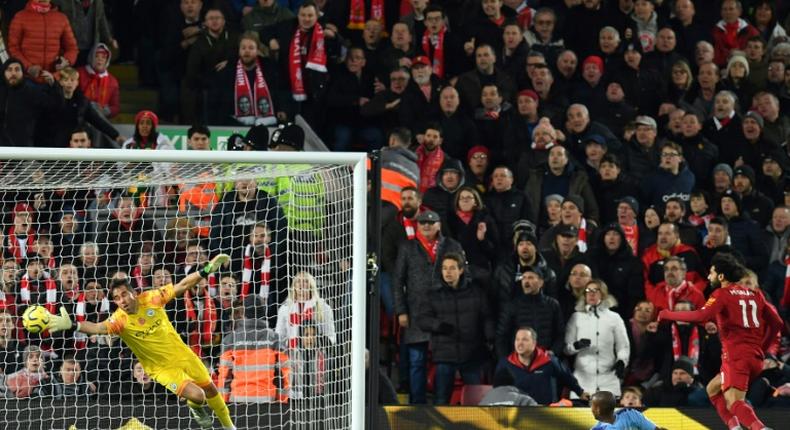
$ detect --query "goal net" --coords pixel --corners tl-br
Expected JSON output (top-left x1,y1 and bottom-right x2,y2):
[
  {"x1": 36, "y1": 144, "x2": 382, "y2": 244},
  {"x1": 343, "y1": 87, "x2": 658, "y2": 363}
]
[{"x1": 0, "y1": 148, "x2": 367, "y2": 430}]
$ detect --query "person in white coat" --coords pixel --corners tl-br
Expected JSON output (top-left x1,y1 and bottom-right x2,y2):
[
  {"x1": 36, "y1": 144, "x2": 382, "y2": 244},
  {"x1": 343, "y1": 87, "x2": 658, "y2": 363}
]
[
  {"x1": 565, "y1": 278, "x2": 630, "y2": 397},
  {"x1": 275, "y1": 271, "x2": 336, "y2": 350}
]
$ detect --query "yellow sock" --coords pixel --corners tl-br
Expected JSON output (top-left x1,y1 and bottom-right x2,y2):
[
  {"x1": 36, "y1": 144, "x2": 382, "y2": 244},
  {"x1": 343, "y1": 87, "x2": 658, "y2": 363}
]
[{"x1": 206, "y1": 392, "x2": 234, "y2": 429}]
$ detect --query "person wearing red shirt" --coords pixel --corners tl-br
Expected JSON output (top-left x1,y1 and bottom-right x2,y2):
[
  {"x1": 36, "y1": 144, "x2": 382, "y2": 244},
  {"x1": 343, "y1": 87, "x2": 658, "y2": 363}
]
[{"x1": 659, "y1": 253, "x2": 783, "y2": 430}]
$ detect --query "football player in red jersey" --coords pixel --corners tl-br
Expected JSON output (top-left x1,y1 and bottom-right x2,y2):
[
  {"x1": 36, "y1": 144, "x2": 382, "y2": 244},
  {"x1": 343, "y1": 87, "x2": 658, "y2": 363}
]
[{"x1": 658, "y1": 254, "x2": 783, "y2": 430}]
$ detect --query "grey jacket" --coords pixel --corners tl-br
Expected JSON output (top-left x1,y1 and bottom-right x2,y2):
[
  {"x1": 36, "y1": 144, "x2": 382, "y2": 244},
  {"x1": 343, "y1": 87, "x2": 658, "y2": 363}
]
[
  {"x1": 393, "y1": 235, "x2": 464, "y2": 344},
  {"x1": 479, "y1": 386, "x2": 538, "y2": 406}
]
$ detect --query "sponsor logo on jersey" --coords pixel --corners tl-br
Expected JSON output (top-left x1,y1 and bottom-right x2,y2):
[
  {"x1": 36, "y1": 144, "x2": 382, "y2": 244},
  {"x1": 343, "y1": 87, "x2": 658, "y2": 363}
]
[{"x1": 134, "y1": 319, "x2": 163, "y2": 339}]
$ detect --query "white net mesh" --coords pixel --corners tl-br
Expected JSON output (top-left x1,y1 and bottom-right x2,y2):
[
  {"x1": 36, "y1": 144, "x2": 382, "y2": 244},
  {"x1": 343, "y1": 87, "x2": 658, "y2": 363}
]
[{"x1": 0, "y1": 154, "x2": 360, "y2": 430}]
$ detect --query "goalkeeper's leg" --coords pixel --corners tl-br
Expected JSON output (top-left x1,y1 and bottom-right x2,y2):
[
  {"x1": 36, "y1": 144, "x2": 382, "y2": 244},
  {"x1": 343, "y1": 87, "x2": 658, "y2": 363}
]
[{"x1": 182, "y1": 382, "x2": 236, "y2": 430}]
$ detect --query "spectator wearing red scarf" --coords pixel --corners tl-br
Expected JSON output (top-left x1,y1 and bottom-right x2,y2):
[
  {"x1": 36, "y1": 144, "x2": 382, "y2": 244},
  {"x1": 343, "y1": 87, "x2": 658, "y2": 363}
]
[{"x1": 711, "y1": 0, "x2": 759, "y2": 66}]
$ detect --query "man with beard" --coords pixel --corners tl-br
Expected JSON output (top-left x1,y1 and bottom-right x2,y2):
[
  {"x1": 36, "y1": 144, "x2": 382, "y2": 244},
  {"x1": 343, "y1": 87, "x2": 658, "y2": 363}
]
[
  {"x1": 493, "y1": 229, "x2": 556, "y2": 314},
  {"x1": 399, "y1": 56, "x2": 443, "y2": 136},
  {"x1": 0, "y1": 58, "x2": 62, "y2": 146},
  {"x1": 210, "y1": 32, "x2": 288, "y2": 126},
  {"x1": 456, "y1": 44, "x2": 516, "y2": 113},
  {"x1": 381, "y1": 186, "x2": 424, "y2": 312},
  {"x1": 414, "y1": 122, "x2": 448, "y2": 193},
  {"x1": 733, "y1": 165, "x2": 774, "y2": 228}
]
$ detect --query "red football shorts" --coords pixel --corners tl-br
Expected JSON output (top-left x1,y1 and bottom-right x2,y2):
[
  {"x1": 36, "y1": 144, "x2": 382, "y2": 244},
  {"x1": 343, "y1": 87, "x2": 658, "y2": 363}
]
[{"x1": 721, "y1": 356, "x2": 763, "y2": 392}]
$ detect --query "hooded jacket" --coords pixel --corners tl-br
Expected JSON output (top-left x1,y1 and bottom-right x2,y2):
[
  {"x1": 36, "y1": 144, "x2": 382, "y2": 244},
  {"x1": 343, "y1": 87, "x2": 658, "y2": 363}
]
[
  {"x1": 564, "y1": 295, "x2": 630, "y2": 397},
  {"x1": 418, "y1": 272, "x2": 495, "y2": 363},
  {"x1": 588, "y1": 224, "x2": 645, "y2": 321},
  {"x1": 422, "y1": 158, "x2": 465, "y2": 220},
  {"x1": 77, "y1": 43, "x2": 120, "y2": 118}
]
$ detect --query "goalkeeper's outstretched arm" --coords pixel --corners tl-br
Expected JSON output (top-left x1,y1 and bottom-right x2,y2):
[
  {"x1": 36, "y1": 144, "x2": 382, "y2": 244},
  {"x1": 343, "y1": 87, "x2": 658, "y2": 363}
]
[
  {"x1": 172, "y1": 253, "x2": 230, "y2": 297},
  {"x1": 47, "y1": 307, "x2": 109, "y2": 335}
]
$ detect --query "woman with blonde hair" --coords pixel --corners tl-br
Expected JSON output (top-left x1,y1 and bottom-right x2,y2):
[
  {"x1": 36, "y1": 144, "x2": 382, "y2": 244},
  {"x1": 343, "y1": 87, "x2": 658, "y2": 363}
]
[
  {"x1": 275, "y1": 271, "x2": 336, "y2": 349},
  {"x1": 565, "y1": 279, "x2": 630, "y2": 397}
]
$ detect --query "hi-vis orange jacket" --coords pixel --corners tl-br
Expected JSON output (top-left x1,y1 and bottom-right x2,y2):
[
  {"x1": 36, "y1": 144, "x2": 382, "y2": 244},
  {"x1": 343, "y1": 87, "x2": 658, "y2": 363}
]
[{"x1": 217, "y1": 318, "x2": 290, "y2": 403}]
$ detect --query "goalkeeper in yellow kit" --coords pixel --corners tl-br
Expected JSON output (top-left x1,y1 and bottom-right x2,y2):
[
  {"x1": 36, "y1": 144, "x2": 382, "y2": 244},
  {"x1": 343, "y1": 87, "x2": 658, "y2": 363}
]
[{"x1": 47, "y1": 254, "x2": 236, "y2": 430}]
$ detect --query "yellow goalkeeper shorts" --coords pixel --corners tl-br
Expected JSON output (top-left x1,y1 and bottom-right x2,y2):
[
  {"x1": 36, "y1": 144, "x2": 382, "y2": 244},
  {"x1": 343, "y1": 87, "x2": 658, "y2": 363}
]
[{"x1": 148, "y1": 352, "x2": 212, "y2": 396}]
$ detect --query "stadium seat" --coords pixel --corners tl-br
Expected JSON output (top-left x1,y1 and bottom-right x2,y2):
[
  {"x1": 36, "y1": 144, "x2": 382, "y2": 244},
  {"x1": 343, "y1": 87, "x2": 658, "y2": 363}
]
[{"x1": 460, "y1": 384, "x2": 493, "y2": 406}]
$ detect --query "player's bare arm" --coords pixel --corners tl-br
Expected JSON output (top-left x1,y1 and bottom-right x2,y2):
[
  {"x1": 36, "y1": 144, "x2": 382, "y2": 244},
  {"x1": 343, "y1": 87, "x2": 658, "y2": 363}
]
[{"x1": 172, "y1": 253, "x2": 230, "y2": 297}]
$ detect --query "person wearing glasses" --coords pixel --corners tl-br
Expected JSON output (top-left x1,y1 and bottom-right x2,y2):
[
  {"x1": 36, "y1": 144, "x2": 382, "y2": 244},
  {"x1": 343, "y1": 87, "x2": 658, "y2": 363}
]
[
  {"x1": 641, "y1": 141, "x2": 695, "y2": 207},
  {"x1": 565, "y1": 279, "x2": 630, "y2": 398}
]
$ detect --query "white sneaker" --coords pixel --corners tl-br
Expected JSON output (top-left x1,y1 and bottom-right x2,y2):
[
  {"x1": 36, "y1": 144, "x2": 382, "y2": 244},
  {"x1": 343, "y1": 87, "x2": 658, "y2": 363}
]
[{"x1": 189, "y1": 406, "x2": 213, "y2": 429}]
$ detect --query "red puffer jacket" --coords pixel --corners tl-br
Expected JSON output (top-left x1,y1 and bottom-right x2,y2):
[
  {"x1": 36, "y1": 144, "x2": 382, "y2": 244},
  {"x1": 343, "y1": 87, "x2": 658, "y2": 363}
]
[{"x1": 8, "y1": 1, "x2": 78, "y2": 76}]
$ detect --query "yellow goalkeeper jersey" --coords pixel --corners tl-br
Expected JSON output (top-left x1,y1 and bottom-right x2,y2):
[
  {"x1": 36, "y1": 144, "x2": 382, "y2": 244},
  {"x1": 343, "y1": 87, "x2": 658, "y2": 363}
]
[{"x1": 103, "y1": 284, "x2": 194, "y2": 370}]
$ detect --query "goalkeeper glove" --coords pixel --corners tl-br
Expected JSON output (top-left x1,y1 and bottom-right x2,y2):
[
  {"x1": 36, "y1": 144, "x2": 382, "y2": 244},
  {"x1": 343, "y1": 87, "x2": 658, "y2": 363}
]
[
  {"x1": 48, "y1": 307, "x2": 77, "y2": 333},
  {"x1": 199, "y1": 253, "x2": 230, "y2": 278}
]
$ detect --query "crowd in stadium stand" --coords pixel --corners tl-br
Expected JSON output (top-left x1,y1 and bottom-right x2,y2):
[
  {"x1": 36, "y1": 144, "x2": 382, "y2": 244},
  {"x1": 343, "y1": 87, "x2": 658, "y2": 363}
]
[{"x1": 1, "y1": 0, "x2": 790, "y2": 411}]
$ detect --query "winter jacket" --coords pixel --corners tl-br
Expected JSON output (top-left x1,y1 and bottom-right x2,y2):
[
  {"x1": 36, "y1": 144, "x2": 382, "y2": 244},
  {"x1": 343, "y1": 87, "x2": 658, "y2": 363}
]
[
  {"x1": 399, "y1": 77, "x2": 444, "y2": 135},
  {"x1": 588, "y1": 224, "x2": 645, "y2": 321},
  {"x1": 77, "y1": 44, "x2": 120, "y2": 118},
  {"x1": 564, "y1": 296, "x2": 630, "y2": 396},
  {"x1": 725, "y1": 214, "x2": 770, "y2": 272},
  {"x1": 393, "y1": 235, "x2": 464, "y2": 345},
  {"x1": 0, "y1": 77, "x2": 63, "y2": 147},
  {"x1": 242, "y1": 3, "x2": 294, "y2": 32},
  {"x1": 479, "y1": 385, "x2": 538, "y2": 406},
  {"x1": 590, "y1": 173, "x2": 641, "y2": 226},
  {"x1": 702, "y1": 115, "x2": 743, "y2": 152},
  {"x1": 492, "y1": 253, "x2": 557, "y2": 312},
  {"x1": 621, "y1": 138, "x2": 660, "y2": 181},
  {"x1": 484, "y1": 187, "x2": 534, "y2": 252},
  {"x1": 455, "y1": 68, "x2": 516, "y2": 113},
  {"x1": 641, "y1": 165, "x2": 695, "y2": 208},
  {"x1": 438, "y1": 110, "x2": 479, "y2": 162},
  {"x1": 740, "y1": 189, "x2": 775, "y2": 228},
  {"x1": 446, "y1": 208, "x2": 499, "y2": 279},
  {"x1": 651, "y1": 323, "x2": 721, "y2": 386},
  {"x1": 642, "y1": 242, "x2": 705, "y2": 289},
  {"x1": 495, "y1": 347, "x2": 584, "y2": 405},
  {"x1": 524, "y1": 163, "x2": 600, "y2": 223},
  {"x1": 209, "y1": 189, "x2": 287, "y2": 266},
  {"x1": 644, "y1": 381, "x2": 710, "y2": 407},
  {"x1": 185, "y1": 29, "x2": 240, "y2": 91},
  {"x1": 563, "y1": 121, "x2": 623, "y2": 163},
  {"x1": 418, "y1": 273, "x2": 495, "y2": 364},
  {"x1": 495, "y1": 290, "x2": 565, "y2": 357},
  {"x1": 39, "y1": 374, "x2": 95, "y2": 398},
  {"x1": 678, "y1": 134, "x2": 719, "y2": 190},
  {"x1": 8, "y1": 1, "x2": 78, "y2": 76},
  {"x1": 217, "y1": 318, "x2": 290, "y2": 403},
  {"x1": 422, "y1": 158, "x2": 465, "y2": 220},
  {"x1": 38, "y1": 88, "x2": 118, "y2": 147},
  {"x1": 712, "y1": 18, "x2": 760, "y2": 66},
  {"x1": 55, "y1": 0, "x2": 112, "y2": 50},
  {"x1": 764, "y1": 225, "x2": 790, "y2": 265}
]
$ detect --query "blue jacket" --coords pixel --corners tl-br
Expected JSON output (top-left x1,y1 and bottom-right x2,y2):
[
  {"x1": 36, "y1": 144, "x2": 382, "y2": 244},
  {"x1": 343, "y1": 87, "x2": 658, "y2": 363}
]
[
  {"x1": 495, "y1": 347, "x2": 583, "y2": 405},
  {"x1": 641, "y1": 164, "x2": 695, "y2": 207}
]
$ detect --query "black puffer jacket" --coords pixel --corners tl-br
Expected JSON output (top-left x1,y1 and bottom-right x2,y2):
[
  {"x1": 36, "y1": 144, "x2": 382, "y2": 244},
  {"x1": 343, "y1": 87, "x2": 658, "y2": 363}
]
[
  {"x1": 587, "y1": 223, "x2": 645, "y2": 321},
  {"x1": 495, "y1": 290, "x2": 565, "y2": 358},
  {"x1": 484, "y1": 187, "x2": 534, "y2": 253},
  {"x1": 393, "y1": 235, "x2": 464, "y2": 345},
  {"x1": 418, "y1": 273, "x2": 495, "y2": 363},
  {"x1": 492, "y1": 253, "x2": 557, "y2": 314}
]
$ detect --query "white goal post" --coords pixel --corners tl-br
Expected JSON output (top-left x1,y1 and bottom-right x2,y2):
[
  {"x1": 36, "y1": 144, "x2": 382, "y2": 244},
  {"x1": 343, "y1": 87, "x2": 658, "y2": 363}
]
[{"x1": 0, "y1": 147, "x2": 367, "y2": 430}]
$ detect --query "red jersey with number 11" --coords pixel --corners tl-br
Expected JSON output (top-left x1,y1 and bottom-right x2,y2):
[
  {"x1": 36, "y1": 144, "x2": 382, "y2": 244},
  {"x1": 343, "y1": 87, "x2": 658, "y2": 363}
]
[{"x1": 659, "y1": 285, "x2": 783, "y2": 362}]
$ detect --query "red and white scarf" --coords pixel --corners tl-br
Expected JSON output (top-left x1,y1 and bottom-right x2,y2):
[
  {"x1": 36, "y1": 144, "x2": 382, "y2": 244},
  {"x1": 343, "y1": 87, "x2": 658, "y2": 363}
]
[
  {"x1": 287, "y1": 300, "x2": 317, "y2": 348},
  {"x1": 422, "y1": 28, "x2": 446, "y2": 78},
  {"x1": 577, "y1": 219, "x2": 588, "y2": 253},
  {"x1": 7, "y1": 227, "x2": 35, "y2": 264},
  {"x1": 415, "y1": 145, "x2": 445, "y2": 193},
  {"x1": 30, "y1": 1, "x2": 52, "y2": 13},
  {"x1": 234, "y1": 59, "x2": 276, "y2": 125},
  {"x1": 74, "y1": 292, "x2": 110, "y2": 349},
  {"x1": 399, "y1": 213, "x2": 417, "y2": 239},
  {"x1": 241, "y1": 244, "x2": 272, "y2": 299},
  {"x1": 184, "y1": 288, "x2": 218, "y2": 357},
  {"x1": 20, "y1": 273, "x2": 57, "y2": 314},
  {"x1": 348, "y1": 0, "x2": 386, "y2": 30},
  {"x1": 416, "y1": 231, "x2": 439, "y2": 263},
  {"x1": 667, "y1": 280, "x2": 691, "y2": 312},
  {"x1": 671, "y1": 323, "x2": 699, "y2": 373},
  {"x1": 132, "y1": 265, "x2": 149, "y2": 292},
  {"x1": 0, "y1": 290, "x2": 8, "y2": 310},
  {"x1": 83, "y1": 65, "x2": 112, "y2": 108},
  {"x1": 782, "y1": 257, "x2": 790, "y2": 308},
  {"x1": 688, "y1": 213, "x2": 713, "y2": 228},
  {"x1": 289, "y1": 24, "x2": 327, "y2": 101},
  {"x1": 621, "y1": 224, "x2": 639, "y2": 256}
]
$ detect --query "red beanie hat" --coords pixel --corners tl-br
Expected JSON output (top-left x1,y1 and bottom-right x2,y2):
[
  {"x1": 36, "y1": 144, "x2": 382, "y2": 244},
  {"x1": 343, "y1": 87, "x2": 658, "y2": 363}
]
[
  {"x1": 582, "y1": 55, "x2": 604, "y2": 75},
  {"x1": 518, "y1": 89, "x2": 539, "y2": 102},
  {"x1": 467, "y1": 145, "x2": 490, "y2": 163},
  {"x1": 134, "y1": 110, "x2": 159, "y2": 129}
]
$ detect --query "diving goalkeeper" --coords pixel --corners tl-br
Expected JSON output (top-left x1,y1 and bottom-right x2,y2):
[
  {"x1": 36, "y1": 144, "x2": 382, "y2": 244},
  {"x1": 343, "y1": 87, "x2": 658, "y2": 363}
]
[{"x1": 47, "y1": 254, "x2": 235, "y2": 430}]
